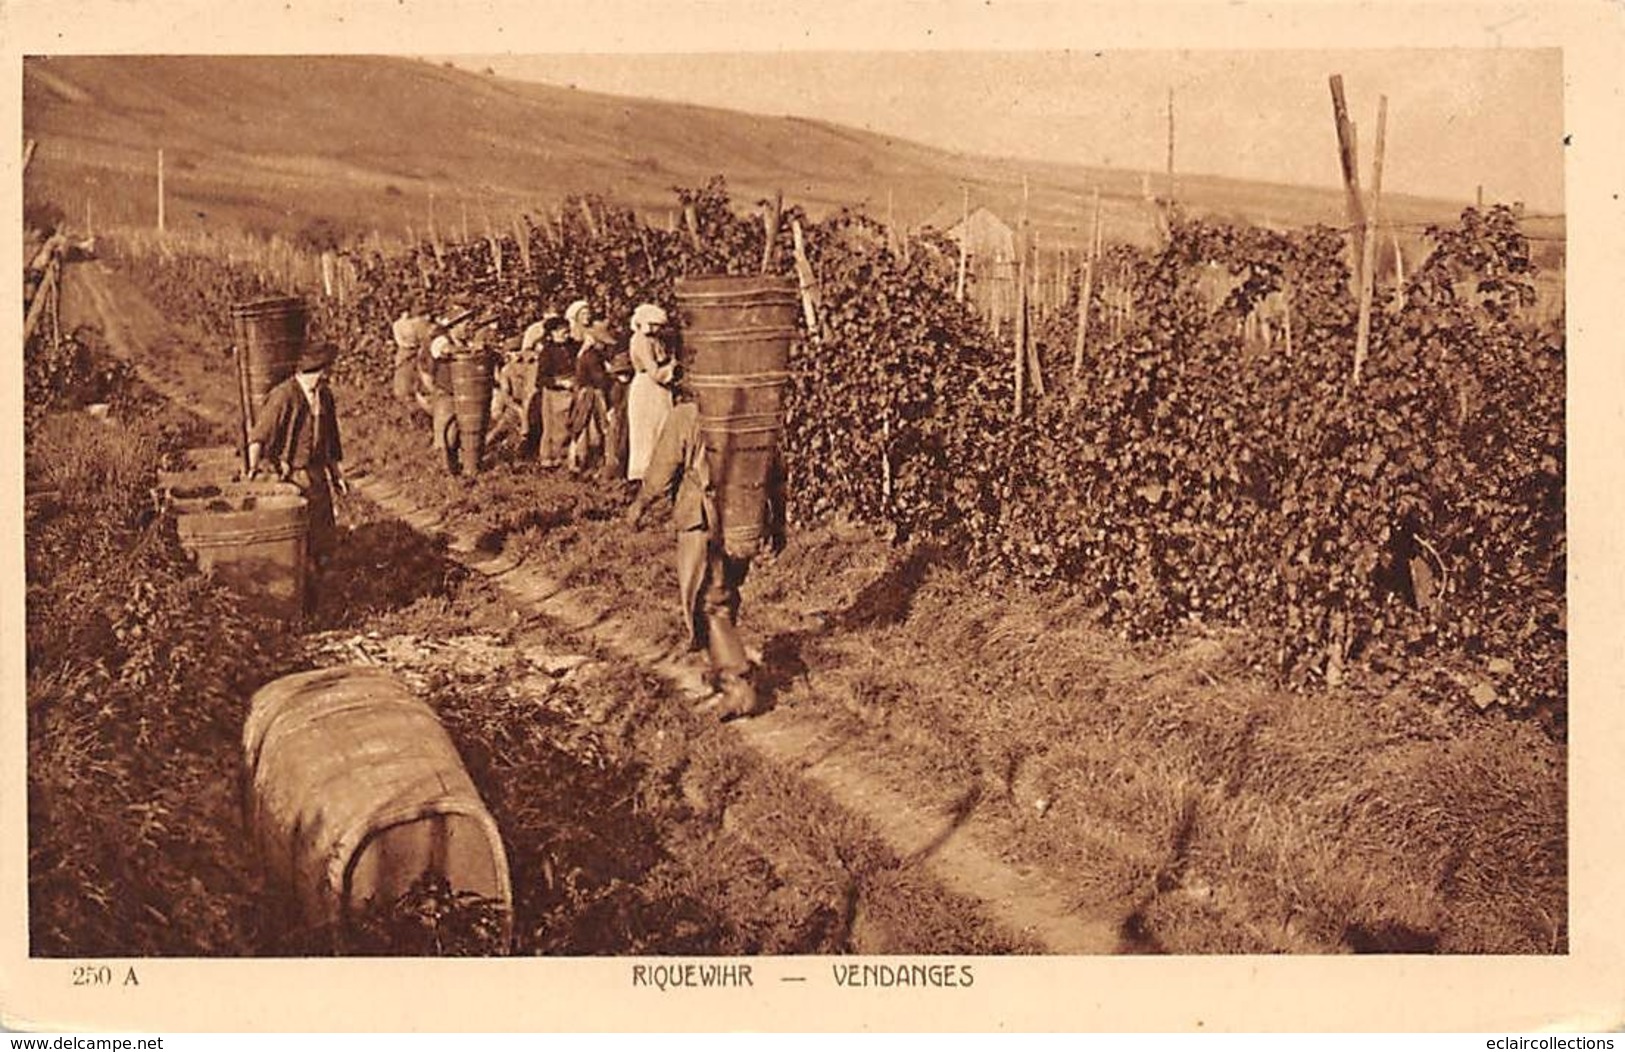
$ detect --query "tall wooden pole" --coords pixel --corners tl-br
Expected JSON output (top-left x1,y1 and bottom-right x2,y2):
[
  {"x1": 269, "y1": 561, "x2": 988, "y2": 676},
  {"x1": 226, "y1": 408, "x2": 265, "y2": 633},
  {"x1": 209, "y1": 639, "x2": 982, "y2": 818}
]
[
  {"x1": 1032, "y1": 229, "x2": 1042, "y2": 314},
  {"x1": 1015, "y1": 175, "x2": 1038, "y2": 413},
  {"x1": 156, "y1": 149, "x2": 166, "y2": 233},
  {"x1": 1328, "y1": 74, "x2": 1367, "y2": 287},
  {"x1": 1073, "y1": 188, "x2": 1102, "y2": 380},
  {"x1": 1353, "y1": 95, "x2": 1388, "y2": 386},
  {"x1": 1167, "y1": 87, "x2": 1177, "y2": 204},
  {"x1": 955, "y1": 186, "x2": 969, "y2": 304}
]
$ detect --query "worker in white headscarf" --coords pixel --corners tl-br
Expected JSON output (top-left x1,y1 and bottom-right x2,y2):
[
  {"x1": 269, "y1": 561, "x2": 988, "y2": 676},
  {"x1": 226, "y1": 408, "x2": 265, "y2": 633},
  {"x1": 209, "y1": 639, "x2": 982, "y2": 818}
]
[
  {"x1": 564, "y1": 299, "x2": 593, "y2": 344},
  {"x1": 626, "y1": 302, "x2": 677, "y2": 482}
]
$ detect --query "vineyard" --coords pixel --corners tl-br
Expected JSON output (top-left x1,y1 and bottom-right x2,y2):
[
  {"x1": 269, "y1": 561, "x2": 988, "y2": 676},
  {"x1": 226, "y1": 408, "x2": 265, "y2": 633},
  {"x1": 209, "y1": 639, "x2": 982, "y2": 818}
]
[
  {"x1": 23, "y1": 175, "x2": 1567, "y2": 958},
  {"x1": 113, "y1": 179, "x2": 1566, "y2": 726}
]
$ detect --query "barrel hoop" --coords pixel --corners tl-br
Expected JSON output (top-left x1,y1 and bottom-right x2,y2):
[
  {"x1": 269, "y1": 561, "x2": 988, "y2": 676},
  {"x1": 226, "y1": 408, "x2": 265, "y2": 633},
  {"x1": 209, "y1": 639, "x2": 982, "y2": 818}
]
[
  {"x1": 683, "y1": 326, "x2": 799, "y2": 343},
  {"x1": 721, "y1": 525, "x2": 765, "y2": 552},
  {"x1": 674, "y1": 289, "x2": 799, "y2": 304},
  {"x1": 178, "y1": 521, "x2": 307, "y2": 547},
  {"x1": 687, "y1": 372, "x2": 791, "y2": 388},
  {"x1": 232, "y1": 299, "x2": 306, "y2": 316},
  {"x1": 338, "y1": 800, "x2": 514, "y2": 922},
  {"x1": 700, "y1": 420, "x2": 781, "y2": 436}
]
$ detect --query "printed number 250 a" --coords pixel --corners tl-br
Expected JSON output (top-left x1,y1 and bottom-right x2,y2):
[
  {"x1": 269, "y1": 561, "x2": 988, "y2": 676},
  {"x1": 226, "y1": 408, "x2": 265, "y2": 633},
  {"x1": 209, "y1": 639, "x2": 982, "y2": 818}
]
[{"x1": 72, "y1": 965, "x2": 113, "y2": 987}]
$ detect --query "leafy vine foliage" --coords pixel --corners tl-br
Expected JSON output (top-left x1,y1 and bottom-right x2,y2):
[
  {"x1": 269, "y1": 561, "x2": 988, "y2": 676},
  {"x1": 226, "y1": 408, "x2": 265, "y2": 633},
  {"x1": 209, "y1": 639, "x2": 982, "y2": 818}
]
[{"x1": 115, "y1": 189, "x2": 1564, "y2": 724}]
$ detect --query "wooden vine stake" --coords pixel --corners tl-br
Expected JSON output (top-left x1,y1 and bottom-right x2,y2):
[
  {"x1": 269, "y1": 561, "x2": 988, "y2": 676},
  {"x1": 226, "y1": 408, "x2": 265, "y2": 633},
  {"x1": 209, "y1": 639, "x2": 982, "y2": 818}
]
[
  {"x1": 1389, "y1": 230, "x2": 1405, "y2": 312},
  {"x1": 955, "y1": 186, "x2": 969, "y2": 304},
  {"x1": 886, "y1": 187, "x2": 898, "y2": 258},
  {"x1": 428, "y1": 195, "x2": 444, "y2": 265},
  {"x1": 513, "y1": 216, "x2": 532, "y2": 273},
  {"x1": 1352, "y1": 94, "x2": 1388, "y2": 387},
  {"x1": 580, "y1": 198, "x2": 601, "y2": 240},
  {"x1": 1014, "y1": 176, "x2": 1029, "y2": 416},
  {"x1": 683, "y1": 202, "x2": 703, "y2": 251},
  {"x1": 1073, "y1": 188, "x2": 1101, "y2": 381},
  {"x1": 1283, "y1": 284, "x2": 1294, "y2": 358},
  {"x1": 761, "y1": 190, "x2": 783, "y2": 274},
  {"x1": 790, "y1": 219, "x2": 822, "y2": 338},
  {"x1": 1328, "y1": 74, "x2": 1368, "y2": 292}
]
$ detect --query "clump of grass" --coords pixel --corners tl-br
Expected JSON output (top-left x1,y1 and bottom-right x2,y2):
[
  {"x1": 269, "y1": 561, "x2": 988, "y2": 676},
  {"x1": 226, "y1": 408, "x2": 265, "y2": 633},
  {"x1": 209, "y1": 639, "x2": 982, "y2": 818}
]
[{"x1": 28, "y1": 409, "x2": 298, "y2": 956}]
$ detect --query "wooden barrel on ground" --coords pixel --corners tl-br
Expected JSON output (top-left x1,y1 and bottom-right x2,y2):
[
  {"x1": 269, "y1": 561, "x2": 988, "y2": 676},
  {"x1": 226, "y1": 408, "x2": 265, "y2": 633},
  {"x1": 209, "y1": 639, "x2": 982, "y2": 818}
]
[
  {"x1": 161, "y1": 478, "x2": 302, "y2": 507},
  {"x1": 449, "y1": 353, "x2": 492, "y2": 475},
  {"x1": 232, "y1": 297, "x2": 308, "y2": 417},
  {"x1": 675, "y1": 275, "x2": 799, "y2": 555},
  {"x1": 242, "y1": 666, "x2": 513, "y2": 949},
  {"x1": 172, "y1": 492, "x2": 308, "y2": 622},
  {"x1": 156, "y1": 447, "x2": 298, "y2": 503}
]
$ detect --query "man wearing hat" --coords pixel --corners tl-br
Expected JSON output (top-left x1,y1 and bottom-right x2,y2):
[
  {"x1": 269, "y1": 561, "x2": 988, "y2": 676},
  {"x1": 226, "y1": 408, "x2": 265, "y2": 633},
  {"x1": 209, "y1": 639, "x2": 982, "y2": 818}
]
[
  {"x1": 534, "y1": 315, "x2": 577, "y2": 467},
  {"x1": 566, "y1": 317, "x2": 616, "y2": 475},
  {"x1": 423, "y1": 307, "x2": 475, "y2": 473},
  {"x1": 245, "y1": 341, "x2": 348, "y2": 614}
]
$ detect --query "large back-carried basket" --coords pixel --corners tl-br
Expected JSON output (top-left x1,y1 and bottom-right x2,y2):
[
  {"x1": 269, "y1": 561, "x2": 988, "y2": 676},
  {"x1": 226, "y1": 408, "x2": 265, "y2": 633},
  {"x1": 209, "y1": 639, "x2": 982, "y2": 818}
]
[
  {"x1": 674, "y1": 274, "x2": 799, "y2": 557},
  {"x1": 232, "y1": 297, "x2": 308, "y2": 420}
]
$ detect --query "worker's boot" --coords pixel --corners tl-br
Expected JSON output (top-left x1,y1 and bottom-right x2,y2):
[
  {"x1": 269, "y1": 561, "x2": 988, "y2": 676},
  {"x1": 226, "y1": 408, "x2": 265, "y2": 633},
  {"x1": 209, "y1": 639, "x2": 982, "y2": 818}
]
[
  {"x1": 705, "y1": 613, "x2": 762, "y2": 720},
  {"x1": 716, "y1": 672, "x2": 761, "y2": 721}
]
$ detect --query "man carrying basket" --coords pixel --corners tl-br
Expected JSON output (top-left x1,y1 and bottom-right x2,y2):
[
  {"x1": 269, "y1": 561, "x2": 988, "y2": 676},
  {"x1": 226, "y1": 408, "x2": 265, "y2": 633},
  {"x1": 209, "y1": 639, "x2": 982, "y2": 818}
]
[
  {"x1": 245, "y1": 341, "x2": 349, "y2": 615},
  {"x1": 623, "y1": 398, "x2": 787, "y2": 720}
]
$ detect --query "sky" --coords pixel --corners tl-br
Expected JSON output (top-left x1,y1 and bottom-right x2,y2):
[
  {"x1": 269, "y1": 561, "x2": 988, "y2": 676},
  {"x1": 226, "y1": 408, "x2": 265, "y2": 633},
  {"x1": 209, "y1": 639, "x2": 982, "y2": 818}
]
[{"x1": 447, "y1": 49, "x2": 1565, "y2": 213}]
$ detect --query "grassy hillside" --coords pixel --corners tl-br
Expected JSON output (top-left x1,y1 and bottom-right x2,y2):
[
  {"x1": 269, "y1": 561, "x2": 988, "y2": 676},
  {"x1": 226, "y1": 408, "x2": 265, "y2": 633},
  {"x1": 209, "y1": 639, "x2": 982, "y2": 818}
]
[{"x1": 23, "y1": 54, "x2": 1557, "y2": 252}]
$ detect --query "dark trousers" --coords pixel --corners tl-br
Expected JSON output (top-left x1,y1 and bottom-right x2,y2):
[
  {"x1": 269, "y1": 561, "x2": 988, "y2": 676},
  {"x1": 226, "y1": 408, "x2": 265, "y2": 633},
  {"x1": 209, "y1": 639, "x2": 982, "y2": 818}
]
[
  {"x1": 290, "y1": 466, "x2": 336, "y2": 616},
  {"x1": 676, "y1": 529, "x2": 752, "y2": 679}
]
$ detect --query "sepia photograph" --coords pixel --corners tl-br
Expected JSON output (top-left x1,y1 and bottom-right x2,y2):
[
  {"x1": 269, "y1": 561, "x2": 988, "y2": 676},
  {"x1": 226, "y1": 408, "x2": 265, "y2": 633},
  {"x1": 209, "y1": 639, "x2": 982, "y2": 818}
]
[{"x1": 4, "y1": 0, "x2": 1622, "y2": 1034}]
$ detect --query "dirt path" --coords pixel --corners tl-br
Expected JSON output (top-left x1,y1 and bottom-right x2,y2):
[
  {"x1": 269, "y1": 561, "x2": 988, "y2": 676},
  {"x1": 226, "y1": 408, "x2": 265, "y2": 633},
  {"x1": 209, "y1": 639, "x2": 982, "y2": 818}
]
[{"x1": 68, "y1": 258, "x2": 1142, "y2": 954}]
